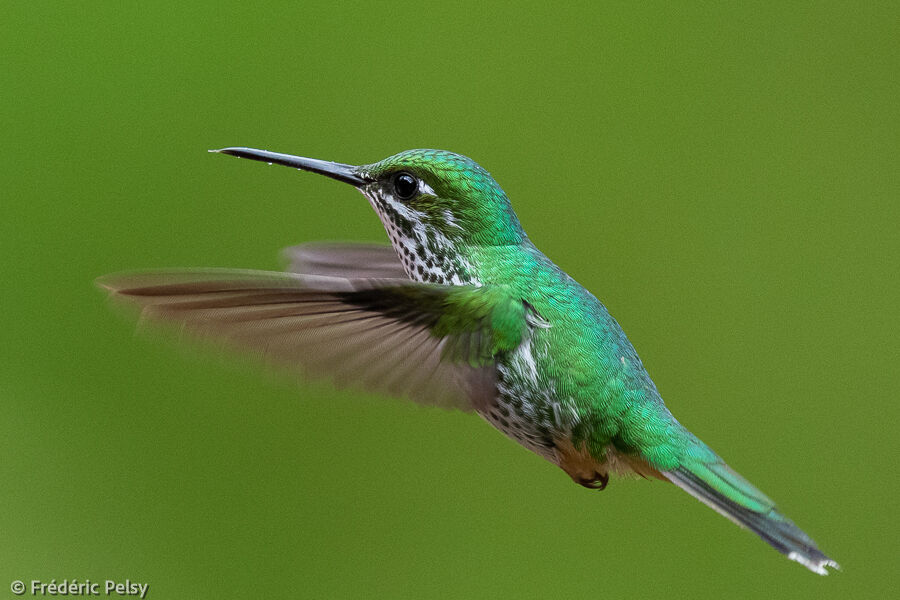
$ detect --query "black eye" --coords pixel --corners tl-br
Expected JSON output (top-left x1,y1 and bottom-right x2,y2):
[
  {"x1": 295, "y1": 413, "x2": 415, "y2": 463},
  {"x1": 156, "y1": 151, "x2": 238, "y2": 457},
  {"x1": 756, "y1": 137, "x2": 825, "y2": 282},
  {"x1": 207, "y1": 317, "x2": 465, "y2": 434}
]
[{"x1": 392, "y1": 172, "x2": 418, "y2": 200}]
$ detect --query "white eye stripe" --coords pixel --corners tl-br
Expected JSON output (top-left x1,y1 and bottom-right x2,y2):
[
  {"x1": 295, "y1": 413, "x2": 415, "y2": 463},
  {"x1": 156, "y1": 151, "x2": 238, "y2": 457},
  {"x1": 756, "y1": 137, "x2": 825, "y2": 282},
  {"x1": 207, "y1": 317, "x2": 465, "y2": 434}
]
[
  {"x1": 419, "y1": 179, "x2": 437, "y2": 196},
  {"x1": 384, "y1": 192, "x2": 427, "y2": 222}
]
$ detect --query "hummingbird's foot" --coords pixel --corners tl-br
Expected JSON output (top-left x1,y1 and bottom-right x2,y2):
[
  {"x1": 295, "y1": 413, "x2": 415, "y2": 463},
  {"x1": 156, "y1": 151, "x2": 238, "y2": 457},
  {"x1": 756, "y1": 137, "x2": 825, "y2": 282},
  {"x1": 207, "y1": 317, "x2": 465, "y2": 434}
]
[{"x1": 577, "y1": 472, "x2": 609, "y2": 491}]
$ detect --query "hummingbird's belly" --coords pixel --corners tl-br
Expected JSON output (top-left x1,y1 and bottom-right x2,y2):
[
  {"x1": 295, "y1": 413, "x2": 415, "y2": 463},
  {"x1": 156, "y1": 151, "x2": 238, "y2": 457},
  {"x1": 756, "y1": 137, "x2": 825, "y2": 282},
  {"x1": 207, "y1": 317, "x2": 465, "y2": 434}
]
[{"x1": 478, "y1": 338, "x2": 571, "y2": 463}]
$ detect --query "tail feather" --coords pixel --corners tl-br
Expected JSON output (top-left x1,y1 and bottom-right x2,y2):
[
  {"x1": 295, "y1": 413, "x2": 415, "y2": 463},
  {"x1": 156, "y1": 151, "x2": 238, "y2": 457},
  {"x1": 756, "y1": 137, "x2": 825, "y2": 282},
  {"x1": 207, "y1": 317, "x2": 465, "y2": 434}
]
[{"x1": 664, "y1": 462, "x2": 839, "y2": 575}]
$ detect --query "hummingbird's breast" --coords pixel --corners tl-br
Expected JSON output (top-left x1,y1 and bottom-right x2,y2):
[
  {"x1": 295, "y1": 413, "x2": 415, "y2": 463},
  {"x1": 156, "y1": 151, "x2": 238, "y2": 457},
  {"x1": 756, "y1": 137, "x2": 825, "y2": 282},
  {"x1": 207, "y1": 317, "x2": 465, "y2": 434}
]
[{"x1": 362, "y1": 192, "x2": 585, "y2": 464}]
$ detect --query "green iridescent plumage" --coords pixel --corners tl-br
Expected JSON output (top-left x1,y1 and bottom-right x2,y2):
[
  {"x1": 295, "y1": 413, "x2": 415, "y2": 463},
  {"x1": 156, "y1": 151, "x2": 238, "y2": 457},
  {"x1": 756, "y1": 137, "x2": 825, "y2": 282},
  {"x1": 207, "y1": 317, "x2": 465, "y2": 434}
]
[
  {"x1": 99, "y1": 146, "x2": 838, "y2": 575},
  {"x1": 364, "y1": 149, "x2": 526, "y2": 246}
]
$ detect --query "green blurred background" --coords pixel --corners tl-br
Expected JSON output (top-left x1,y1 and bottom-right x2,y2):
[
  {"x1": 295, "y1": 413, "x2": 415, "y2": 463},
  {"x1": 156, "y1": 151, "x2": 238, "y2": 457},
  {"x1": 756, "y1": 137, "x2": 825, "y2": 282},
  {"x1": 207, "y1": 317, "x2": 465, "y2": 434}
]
[{"x1": 2, "y1": 2, "x2": 897, "y2": 598}]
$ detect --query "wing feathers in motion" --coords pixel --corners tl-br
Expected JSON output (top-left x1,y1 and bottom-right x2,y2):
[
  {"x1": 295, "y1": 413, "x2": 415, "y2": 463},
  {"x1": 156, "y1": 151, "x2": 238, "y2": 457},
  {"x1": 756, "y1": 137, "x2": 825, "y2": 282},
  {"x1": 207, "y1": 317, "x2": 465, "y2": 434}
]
[{"x1": 98, "y1": 268, "x2": 529, "y2": 412}]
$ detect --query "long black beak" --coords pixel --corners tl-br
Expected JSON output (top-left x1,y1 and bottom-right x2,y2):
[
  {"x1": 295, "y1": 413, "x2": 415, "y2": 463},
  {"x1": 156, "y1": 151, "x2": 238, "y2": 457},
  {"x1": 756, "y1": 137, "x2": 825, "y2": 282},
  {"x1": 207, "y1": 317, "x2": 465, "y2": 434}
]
[{"x1": 211, "y1": 147, "x2": 371, "y2": 187}]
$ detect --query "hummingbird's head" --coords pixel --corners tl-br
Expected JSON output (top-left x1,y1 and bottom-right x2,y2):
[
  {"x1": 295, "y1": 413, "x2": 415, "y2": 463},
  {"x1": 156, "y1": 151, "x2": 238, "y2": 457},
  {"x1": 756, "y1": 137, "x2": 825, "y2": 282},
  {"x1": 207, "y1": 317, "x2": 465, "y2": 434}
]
[
  {"x1": 358, "y1": 149, "x2": 525, "y2": 247},
  {"x1": 213, "y1": 147, "x2": 525, "y2": 248}
]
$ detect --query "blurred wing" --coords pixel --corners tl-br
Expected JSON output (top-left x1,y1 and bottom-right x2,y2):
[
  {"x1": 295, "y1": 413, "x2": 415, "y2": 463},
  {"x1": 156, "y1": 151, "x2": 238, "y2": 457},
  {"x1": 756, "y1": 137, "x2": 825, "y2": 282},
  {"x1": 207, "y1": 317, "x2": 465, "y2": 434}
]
[
  {"x1": 98, "y1": 269, "x2": 530, "y2": 412},
  {"x1": 282, "y1": 242, "x2": 408, "y2": 280}
]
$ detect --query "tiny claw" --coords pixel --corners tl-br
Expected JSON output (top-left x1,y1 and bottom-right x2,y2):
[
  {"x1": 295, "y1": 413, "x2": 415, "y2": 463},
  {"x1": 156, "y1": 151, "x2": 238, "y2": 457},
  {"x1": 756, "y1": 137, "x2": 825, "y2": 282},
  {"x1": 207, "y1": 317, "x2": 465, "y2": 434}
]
[{"x1": 577, "y1": 472, "x2": 609, "y2": 491}]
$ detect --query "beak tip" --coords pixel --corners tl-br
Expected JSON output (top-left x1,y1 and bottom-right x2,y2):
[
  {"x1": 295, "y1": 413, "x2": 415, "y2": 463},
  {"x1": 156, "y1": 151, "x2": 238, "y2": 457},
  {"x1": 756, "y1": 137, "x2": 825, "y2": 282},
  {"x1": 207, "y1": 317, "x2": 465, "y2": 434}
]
[
  {"x1": 208, "y1": 146, "x2": 368, "y2": 186},
  {"x1": 210, "y1": 147, "x2": 246, "y2": 156}
]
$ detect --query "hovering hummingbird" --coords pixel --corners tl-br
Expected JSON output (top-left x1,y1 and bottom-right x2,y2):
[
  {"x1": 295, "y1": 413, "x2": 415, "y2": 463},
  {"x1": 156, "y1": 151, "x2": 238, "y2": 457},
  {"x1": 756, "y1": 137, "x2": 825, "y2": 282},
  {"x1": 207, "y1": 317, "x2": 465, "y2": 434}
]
[{"x1": 99, "y1": 147, "x2": 838, "y2": 574}]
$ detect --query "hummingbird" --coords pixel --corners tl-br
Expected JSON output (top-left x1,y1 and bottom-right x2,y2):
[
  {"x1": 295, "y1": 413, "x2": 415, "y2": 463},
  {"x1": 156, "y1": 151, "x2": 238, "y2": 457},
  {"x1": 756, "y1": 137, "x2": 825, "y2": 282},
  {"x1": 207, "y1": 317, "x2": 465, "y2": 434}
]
[{"x1": 99, "y1": 147, "x2": 838, "y2": 574}]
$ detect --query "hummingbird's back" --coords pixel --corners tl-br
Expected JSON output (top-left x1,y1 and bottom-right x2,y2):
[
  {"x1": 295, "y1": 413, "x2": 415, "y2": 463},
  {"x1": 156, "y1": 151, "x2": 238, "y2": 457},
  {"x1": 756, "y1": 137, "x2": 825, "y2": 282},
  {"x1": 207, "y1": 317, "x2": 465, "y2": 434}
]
[{"x1": 459, "y1": 241, "x2": 678, "y2": 470}]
